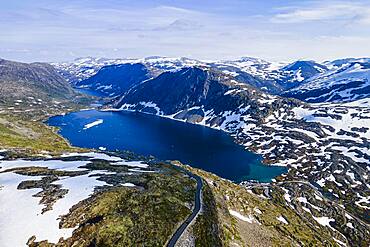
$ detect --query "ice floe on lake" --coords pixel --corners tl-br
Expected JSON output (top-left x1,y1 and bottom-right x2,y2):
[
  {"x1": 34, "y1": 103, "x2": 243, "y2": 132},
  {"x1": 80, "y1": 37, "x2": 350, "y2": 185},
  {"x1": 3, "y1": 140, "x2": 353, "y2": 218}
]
[{"x1": 83, "y1": 119, "x2": 103, "y2": 130}]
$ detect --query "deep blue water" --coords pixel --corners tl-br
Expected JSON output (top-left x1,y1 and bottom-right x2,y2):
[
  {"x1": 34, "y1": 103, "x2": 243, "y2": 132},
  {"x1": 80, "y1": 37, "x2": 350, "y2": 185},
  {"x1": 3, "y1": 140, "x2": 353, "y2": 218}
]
[{"x1": 48, "y1": 110, "x2": 286, "y2": 183}]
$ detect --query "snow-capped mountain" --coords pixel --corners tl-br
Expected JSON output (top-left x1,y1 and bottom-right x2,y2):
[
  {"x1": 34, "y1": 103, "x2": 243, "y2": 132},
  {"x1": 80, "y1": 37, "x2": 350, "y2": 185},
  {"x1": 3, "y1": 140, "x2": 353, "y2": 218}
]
[
  {"x1": 285, "y1": 59, "x2": 370, "y2": 102},
  {"x1": 53, "y1": 56, "x2": 370, "y2": 103},
  {"x1": 53, "y1": 56, "x2": 286, "y2": 95},
  {"x1": 51, "y1": 57, "x2": 136, "y2": 84},
  {"x1": 280, "y1": 60, "x2": 328, "y2": 86},
  {"x1": 113, "y1": 67, "x2": 369, "y2": 244},
  {"x1": 216, "y1": 57, "x2": 286, "y2": 80},
  {"x1": 50, "y1": 56, "x2": 370, "y2": 244},
  {"x1": 52, "y1": 56, "x2": 207, "y2": 84},
  {"x1": 76, "y1": 63, "x2": 151, "y2": 97}
]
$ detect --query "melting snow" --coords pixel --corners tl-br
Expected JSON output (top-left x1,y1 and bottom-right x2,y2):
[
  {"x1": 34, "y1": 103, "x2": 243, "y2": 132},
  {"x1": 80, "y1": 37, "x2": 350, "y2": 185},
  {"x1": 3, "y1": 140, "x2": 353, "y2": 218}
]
[
  {"x1": 0, "y1": 171, "x2": 106, "y2": 246},
  {"x1": 229, "y1": 210, "x2": 255, "y2": 223},
  {"x1": 0, "y1": 152, "x2": 148, "y2": 246},
  {"x1": 297, "y1": 197, "x2": 308, "y2": 203},
  {"x1": 346, "y1": 222, "x2": 354, "y2": 229},
  {"x1": 313, "y1": 216, "x2": 335, "y2": 227},
  {"x1": 121, "y1": 183, "x2": 136, "y2": 187},
  {"x1": 276, "y1": 215, "x2": 289, "y2": 224}
]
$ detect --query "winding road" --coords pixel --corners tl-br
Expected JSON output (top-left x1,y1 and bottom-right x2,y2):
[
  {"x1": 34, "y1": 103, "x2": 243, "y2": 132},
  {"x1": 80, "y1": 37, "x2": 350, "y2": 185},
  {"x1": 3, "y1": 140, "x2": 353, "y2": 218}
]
[{"x1": 167, "y1": 168, "x2": 203, "y2": 247}]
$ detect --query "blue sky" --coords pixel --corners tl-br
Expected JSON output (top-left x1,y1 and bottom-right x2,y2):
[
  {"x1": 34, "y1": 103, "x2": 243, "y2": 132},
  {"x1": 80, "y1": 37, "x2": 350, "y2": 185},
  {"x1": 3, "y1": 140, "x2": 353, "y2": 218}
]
[{"x1": 1, "y1": 0, "x2": 370, "y2": 62}]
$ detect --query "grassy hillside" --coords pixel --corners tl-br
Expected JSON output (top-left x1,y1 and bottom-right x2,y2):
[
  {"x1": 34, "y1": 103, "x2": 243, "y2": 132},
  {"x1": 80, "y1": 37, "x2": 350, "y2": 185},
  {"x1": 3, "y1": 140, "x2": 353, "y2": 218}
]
[
  {"x1": 0, "y1": 114, "x2": 80, "y2": 155},
  {"x1": 0, "y1": 58, "x2": 76, "y2": 102},
  {"x1": 0, "y1": 58, "x2": 95, "y2": 154},
  {"x1": 179, "y1": 162, "x2": 340, "y2": 247}
]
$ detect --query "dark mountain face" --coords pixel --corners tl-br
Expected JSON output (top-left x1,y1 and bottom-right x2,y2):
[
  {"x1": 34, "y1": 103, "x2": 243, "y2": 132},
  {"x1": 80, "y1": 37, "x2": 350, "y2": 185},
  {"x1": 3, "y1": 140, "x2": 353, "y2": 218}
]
[
  {"x1": 115, "y1": 67, "x2": 300, "y2": 122},
  {"x1": 76, "y1": 63, "x2": 151, "y2": 96},
  {"x1": 116, "y1": 67, "x2": 235, "y2": 114},
  {"x1": 0, "y1": 58, "x2": 76, "y2": 102}
]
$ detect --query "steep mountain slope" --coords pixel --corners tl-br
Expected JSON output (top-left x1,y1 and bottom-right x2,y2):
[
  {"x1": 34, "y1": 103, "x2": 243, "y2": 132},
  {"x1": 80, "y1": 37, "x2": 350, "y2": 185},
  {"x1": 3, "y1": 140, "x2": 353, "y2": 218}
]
[
  {"x1": 117, "y1": 67, "x2": 244, "y2": 114},
  {"x1": 114, "y1": 66, "x2": 302, "y2": 119},
  {"x1": 0, "y1": 58, "x2": 77, "y2": 103},
  {"x1": 114, "y1": 67, "x2": 370, "y2": 245},
  {"x1": 284, "y1": 59, "x2": 370, "y2": 102},
  {"x1": 76, "y1": 63, "x2": 151, "y2": 97}
]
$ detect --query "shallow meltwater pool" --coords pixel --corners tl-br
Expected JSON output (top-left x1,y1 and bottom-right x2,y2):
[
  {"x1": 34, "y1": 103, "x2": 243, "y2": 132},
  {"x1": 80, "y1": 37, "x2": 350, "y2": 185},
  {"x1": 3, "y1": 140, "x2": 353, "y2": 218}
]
[{"x1": 48, "y1": 110, "x2": 287, "y2": 183}]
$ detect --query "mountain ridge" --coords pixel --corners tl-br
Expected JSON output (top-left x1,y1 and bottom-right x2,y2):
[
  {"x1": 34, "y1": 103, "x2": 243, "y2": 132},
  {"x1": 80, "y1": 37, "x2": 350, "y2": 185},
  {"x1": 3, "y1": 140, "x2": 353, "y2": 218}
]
[
  {"x1": 53, "y1": 56, "x2": 370, "y2": 102},
  {"x1": 0, "y1": 58, "x2": 77, "y2": 103},
  {"x1": 112, "y1": 65, "x2": 369, "y2": 246}
]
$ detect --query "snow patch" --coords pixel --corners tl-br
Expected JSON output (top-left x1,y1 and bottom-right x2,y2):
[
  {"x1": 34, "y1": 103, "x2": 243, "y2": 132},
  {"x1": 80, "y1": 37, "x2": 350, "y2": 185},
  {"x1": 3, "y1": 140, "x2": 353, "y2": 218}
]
[
  {"x1": 229, "y1": 210, "x2": 255, "y2": 223},
  {"x1": 276, "y1": 215, "x2": 289, "y2": 224},
  {"x1": 313, "y1": 216, "x2": 335, "y2": 227}
]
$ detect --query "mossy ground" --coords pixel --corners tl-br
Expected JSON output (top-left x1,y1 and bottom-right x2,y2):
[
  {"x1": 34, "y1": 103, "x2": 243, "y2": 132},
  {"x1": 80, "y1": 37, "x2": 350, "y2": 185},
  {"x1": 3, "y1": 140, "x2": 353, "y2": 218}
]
[
  {"x1": 0, "y1": 97, "x2": 92, "y2": 155},
  {"x1": 0, "y1": 114, "x2": 80, "y2": 155},
  {"x1": 184, "y1": 165, "x2": 340, "y2": 247},
  {"x1": 26, "y1": 162, "x2": 197, "y2": 247},
  {"x1": 192, "y1": 181, "x2": 225, "y2": 247}
]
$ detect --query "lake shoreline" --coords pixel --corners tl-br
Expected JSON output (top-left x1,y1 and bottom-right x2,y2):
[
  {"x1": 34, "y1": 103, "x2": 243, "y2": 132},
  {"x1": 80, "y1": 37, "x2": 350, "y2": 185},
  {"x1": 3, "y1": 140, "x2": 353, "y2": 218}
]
[{"x1": 48, "y1": 109, "x2": 287, "y2": 183}]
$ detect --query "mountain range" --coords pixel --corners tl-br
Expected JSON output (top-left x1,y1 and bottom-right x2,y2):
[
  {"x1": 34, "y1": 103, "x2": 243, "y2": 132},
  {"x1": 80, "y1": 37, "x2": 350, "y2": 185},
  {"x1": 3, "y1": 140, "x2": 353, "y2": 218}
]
[
  {"x1": 52, "y1": 56, "x2": 370, "y2": 246},
  {"x1": 53, "y1": 56, "x2": 370, "y2": 103},
  {"x1": 1, "y1": 56, "x2": 369, "y2": 245}
]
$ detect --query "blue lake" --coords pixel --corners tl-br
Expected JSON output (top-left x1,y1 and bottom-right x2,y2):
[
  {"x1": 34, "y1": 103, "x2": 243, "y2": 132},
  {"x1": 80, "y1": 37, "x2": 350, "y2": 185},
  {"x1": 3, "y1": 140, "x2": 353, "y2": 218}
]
[{"x1": 48, "y1": 110, "x2": 286, "y2": 183}]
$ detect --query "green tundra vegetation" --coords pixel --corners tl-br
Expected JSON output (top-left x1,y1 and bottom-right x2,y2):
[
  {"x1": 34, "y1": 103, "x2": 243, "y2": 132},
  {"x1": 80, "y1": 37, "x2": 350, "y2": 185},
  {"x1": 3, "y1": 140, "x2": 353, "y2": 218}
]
[
  {"x1": 0, "y1": 114, "x2": 80, "y2": 155},
  {"x1": 0, "y1": 89, "x2": 93, "y2": 155},
  {"x1": 192, "y1": 182, "x2": 226, "y2": 247},
  {"x1": 0, "y1": 63, "x2": 350, "y2": 246},
  {"x1": 25, "y1": 162, "x2": 197, "y2": 247},
  {"x1": 0, "y1": 103, "x2": 347, "y2": 246},
  {"x1": 184, "y1": 165, "x2": 339, "y2": 247}
]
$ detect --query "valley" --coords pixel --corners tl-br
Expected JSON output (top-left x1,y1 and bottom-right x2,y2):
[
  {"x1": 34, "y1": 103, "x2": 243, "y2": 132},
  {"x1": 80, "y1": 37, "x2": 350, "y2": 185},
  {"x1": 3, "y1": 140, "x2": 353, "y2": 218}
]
[{"x1": 0, "y1": 56, "x2": 369, "y2": 246}]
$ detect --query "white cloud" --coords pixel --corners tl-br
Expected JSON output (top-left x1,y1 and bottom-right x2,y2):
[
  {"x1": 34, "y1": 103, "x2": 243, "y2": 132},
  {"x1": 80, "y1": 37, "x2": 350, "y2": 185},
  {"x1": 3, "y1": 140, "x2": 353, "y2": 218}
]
[
  {"x1": 1, "y1": 1, "x2": 370, "y2": 62},
  {"x1": 271, "y1": 2, "x2": 370, "y2": 24}
]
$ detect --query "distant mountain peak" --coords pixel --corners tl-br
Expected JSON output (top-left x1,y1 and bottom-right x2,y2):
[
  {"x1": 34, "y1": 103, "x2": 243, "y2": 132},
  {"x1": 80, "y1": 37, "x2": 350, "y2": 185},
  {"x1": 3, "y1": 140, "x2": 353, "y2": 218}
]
[{"x1": 52, "y1": 56, "x2": 370, "y2": 103}]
